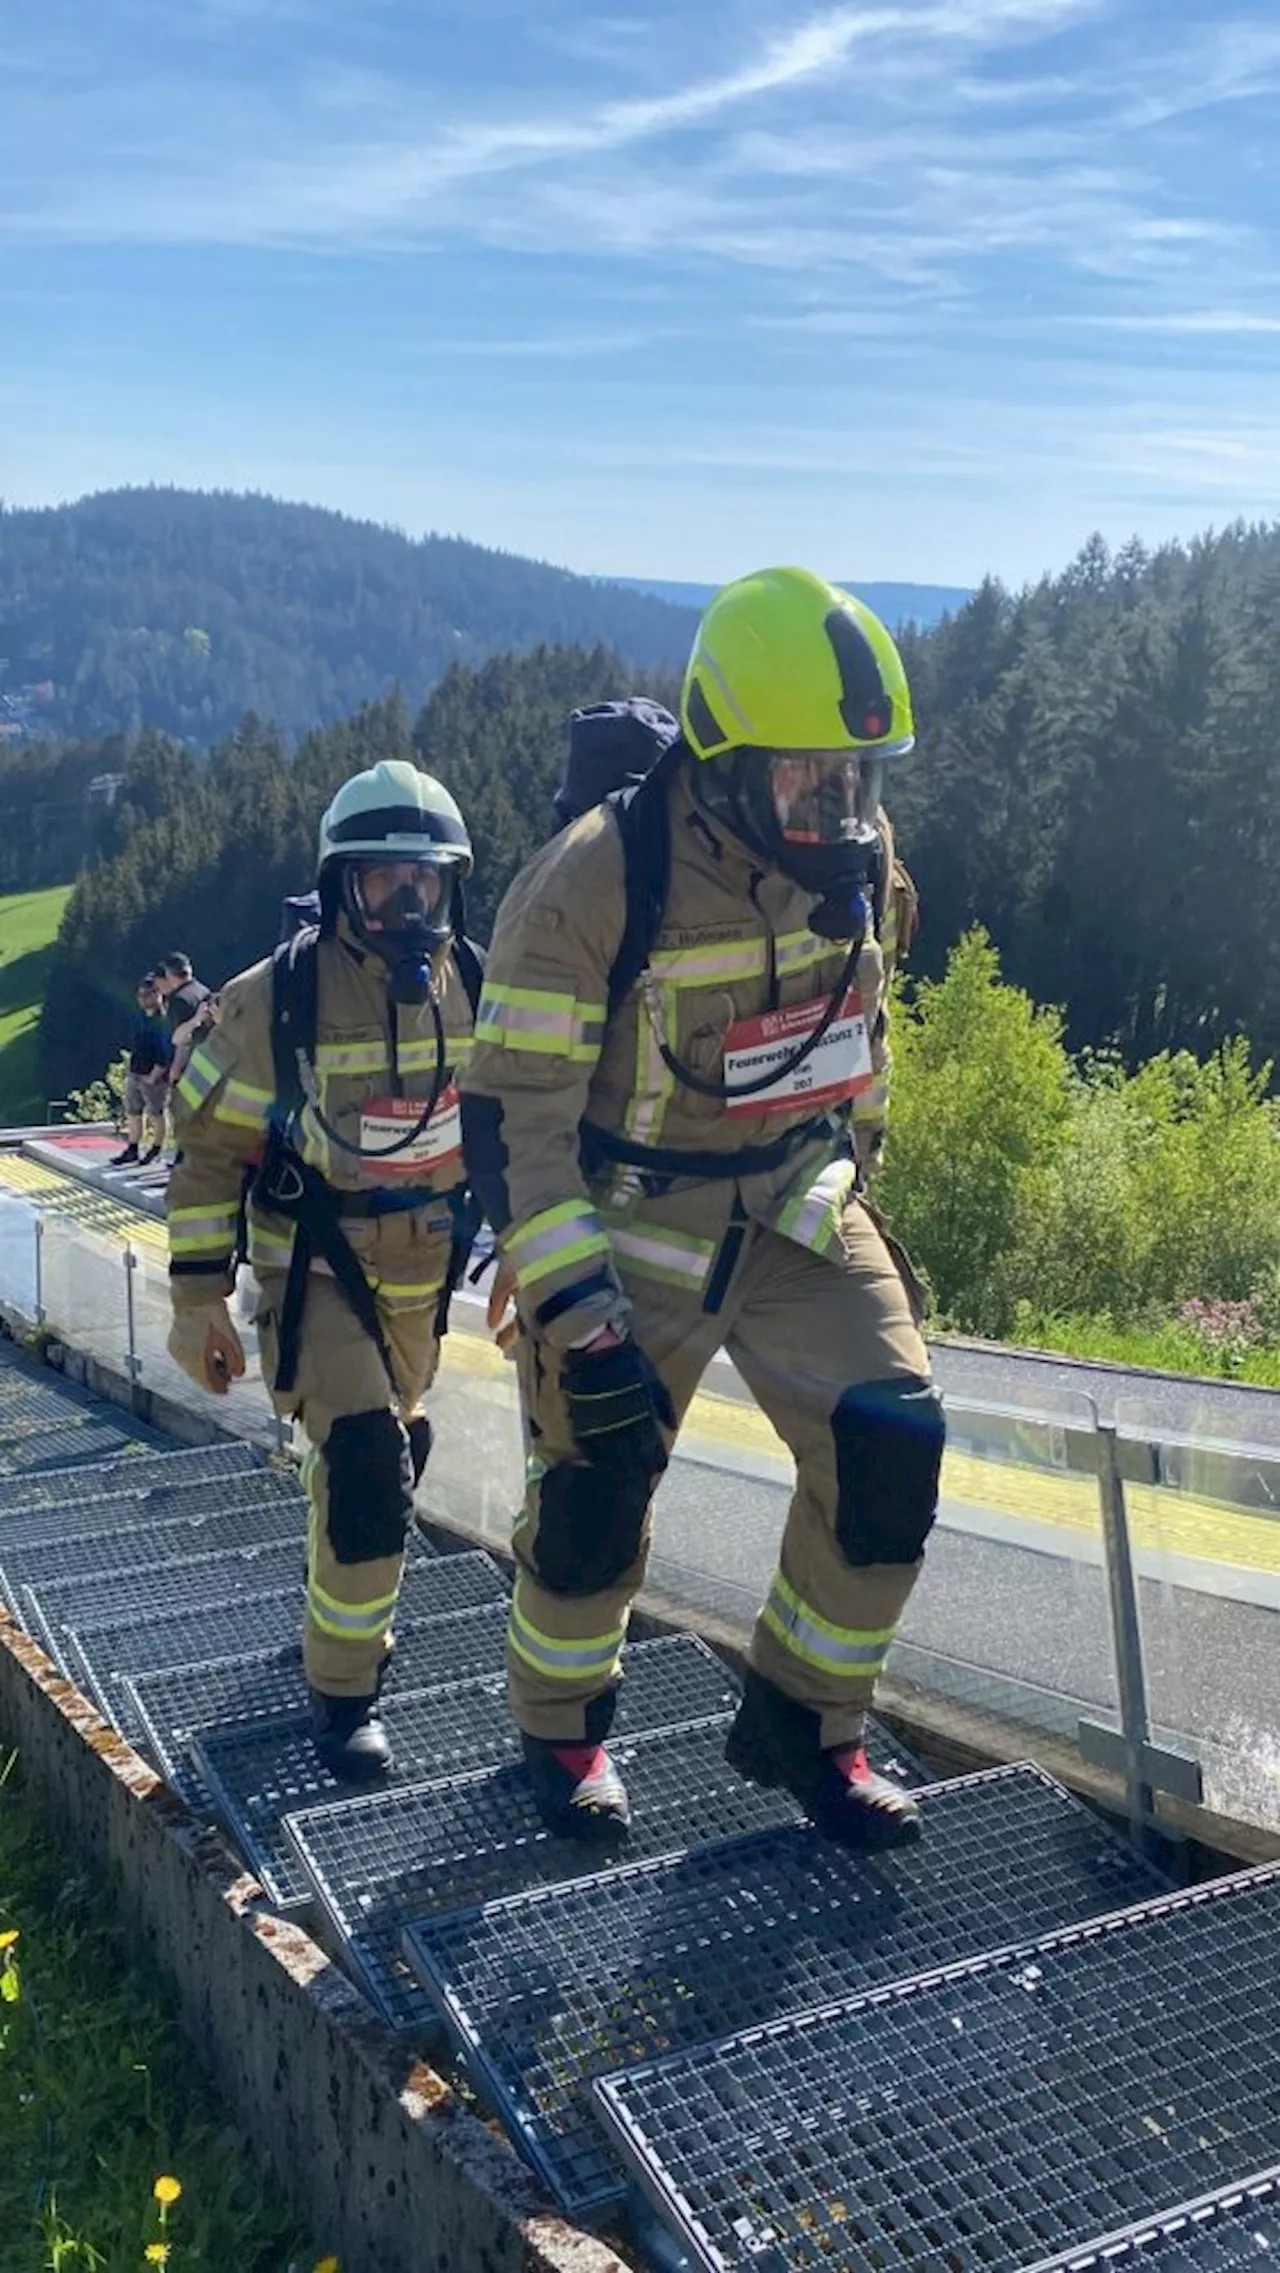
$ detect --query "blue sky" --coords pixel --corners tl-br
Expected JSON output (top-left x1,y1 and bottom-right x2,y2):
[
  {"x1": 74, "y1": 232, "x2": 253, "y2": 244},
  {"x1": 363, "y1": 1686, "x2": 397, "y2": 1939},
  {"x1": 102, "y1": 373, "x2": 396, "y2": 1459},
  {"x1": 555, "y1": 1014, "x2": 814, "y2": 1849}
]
[{"x1": 1, "y1": 0, "x2": 1278, "y2": 587}]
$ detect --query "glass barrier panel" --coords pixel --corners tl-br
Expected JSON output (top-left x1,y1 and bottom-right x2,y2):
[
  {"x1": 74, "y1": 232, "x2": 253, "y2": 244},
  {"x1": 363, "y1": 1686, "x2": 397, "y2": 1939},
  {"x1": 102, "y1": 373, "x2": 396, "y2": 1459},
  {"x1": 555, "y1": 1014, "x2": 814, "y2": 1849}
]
[
  {"x1": 39, "y1": 1214, "x2": 133, "y2": 1378},
  {"x1": 898, "y1": 1389, "x2": 1121, "y2": 1741},
  {"x1": 0, "y1": 1194, "x2": 38, "y2": 1321},
  {"x1": 1115, "y1": 1392, "x2": 1280, "y2": 1834},
  {"x1": 129, "y1": 1248, "x2": 283, "y2": 1451},
  {"x1": 425, "y1": 1301, "x2": 524, "y2": 1548}
]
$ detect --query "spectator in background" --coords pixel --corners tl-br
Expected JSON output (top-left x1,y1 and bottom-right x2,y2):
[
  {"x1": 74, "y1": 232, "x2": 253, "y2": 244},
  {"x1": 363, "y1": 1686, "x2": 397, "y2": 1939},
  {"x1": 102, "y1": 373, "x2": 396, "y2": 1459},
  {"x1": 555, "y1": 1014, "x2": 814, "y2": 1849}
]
[
  {"x1": 156, "y1": 952, "x2": 212, "y2": 1087},
  {"x1": 111, "y1": 976, "x2": 173, "y2": 1167}
]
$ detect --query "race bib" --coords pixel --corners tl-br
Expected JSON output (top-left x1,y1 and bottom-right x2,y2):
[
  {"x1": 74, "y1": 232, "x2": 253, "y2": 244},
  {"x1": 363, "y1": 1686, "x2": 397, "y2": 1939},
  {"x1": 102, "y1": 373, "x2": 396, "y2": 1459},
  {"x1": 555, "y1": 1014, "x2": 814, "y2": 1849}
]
[
  {"x1": 359, "y1": 1083, "x2": 462, "y2": 1173},
  {"x1": 722, "y1": 990, "x2": 873, "y2": 1118}
]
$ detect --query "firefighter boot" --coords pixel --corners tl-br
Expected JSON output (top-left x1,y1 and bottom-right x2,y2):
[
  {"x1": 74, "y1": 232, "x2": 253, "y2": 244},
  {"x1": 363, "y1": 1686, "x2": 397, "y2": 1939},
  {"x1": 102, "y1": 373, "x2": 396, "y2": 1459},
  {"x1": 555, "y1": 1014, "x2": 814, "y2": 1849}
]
[
  {"x1": 521, "y1": 1734, "x2": 631, "y2": 1841},
  {"x1": 309, "y1": 1687, "x2": 393, "y2": 1783},
  {"x1": 725, "y1": 1669, "x2": 920, "y2": 1850}
]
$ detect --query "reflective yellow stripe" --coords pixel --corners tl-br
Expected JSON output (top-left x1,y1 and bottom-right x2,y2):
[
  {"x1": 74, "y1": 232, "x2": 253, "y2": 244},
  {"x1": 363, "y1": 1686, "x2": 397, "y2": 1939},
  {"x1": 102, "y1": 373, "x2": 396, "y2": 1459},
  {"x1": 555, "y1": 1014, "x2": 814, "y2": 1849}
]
[
  {"x1": 645, "y1": 929, "x2": 832, "y2": 990},
  {"x1": 776, "y1": 1160, "x2": 856, "y2": 1255},
  {"x1": 247, "y1": 1221, "x2": 296, "y2": 1272},
  {"x1": 625, "y1": 974, "x2": 678, "y2": 1146},
  {"x1": 474, "y1": 982, "x2": 605, "y2": 1062},
  {"x1": 507, "y1": 1583, "x2": 628, "y2": 1682},
  {"x1": 175, "y1": 1046, "x2": 221, "y2": 1110},
  {"x1": 306, "y1": 1589, "x2": 399, "y2": 1641},
  {"x1": 168, "y1": 1201, "x2": 240, "y2": 1258},
  {"x1": 607, "y1": 1220, "x2": 715, "y2": 1292},
  {"x1": 214, "y1": 1078, "x2": 273, "y2": 1132},
  {"x1": 507, "y1": 1199, "x2": 612, "y2": 1290},
  {"x1": 761, "y1": 1568, "x2": 897, "y2": 1680},
  {"x1": 851, "y1": 1074, "x2": 889, "y2": 1126},
  {"x1": 314, "y1": 1041, "x2": 387, "y2": 1075}
]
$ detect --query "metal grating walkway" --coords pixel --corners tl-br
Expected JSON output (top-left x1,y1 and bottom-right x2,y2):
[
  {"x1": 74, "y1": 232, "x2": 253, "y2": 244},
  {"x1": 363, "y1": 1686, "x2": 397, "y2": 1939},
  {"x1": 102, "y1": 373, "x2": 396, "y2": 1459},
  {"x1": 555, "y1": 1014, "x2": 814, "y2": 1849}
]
[
  {"x1": 0, "y1": 1416, "x2": 154, "y2": 1474},
  {"x1": 0, "y1": 1496, "x2": 306, "y2": 1617},
  {"x1": 21, "y1": 1537, "x2": 315, "y2": 1665},
  {"x1": 195, "y1": 1635, "x2": 745, "y2": 1908},
  {"x1": 0, "y1": 1464, "x2": 302, "y2": 1553},
  {"x1": 0, "y1": 1439, "x2": 258, "y2": 1516},
  {"x1": 1038, "y1": 2170, "x2": 1280, "y2": 2273},
  {"x1": 404, "y1": 1762, "x2": 1166, "y2": 2224},
  {"x1": 65, "y1": 1556, "x2": 507, "y2": 1743},
  {"x1": 123, "y1": 1599, "x2": 514, "y2": 1809},
  {"x1": 285, "y1": 1716, "x2": 808, "y2": 2032},
  {"x1": 593, "y1": 1865, "x2": 1280, "y2": 2273}
]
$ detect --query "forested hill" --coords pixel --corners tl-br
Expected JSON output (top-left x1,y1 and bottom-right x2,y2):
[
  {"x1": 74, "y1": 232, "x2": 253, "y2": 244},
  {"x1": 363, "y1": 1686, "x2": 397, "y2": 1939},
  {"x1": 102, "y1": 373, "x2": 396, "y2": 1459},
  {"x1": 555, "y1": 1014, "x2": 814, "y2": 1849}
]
[
  {"x1": 31, "y1": 518, "x2": 1280, "y2": 1103},
  {"x1": 0, "y1": 488, "x2": 695, "y2": 744}
]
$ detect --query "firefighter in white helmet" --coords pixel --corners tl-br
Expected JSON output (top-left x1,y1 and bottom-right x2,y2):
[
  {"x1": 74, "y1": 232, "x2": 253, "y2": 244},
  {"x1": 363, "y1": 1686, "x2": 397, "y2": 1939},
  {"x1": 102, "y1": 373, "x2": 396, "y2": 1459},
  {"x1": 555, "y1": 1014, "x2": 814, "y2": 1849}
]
[{"x1": 165, "y1": 760, "x2": 481, "y2": 1780}]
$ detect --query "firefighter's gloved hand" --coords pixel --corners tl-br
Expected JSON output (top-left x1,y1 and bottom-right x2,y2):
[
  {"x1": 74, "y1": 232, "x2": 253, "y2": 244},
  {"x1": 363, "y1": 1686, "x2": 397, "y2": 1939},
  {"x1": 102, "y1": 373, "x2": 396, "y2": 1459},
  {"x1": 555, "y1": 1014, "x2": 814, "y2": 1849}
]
[
  {"x1": 562, "y1": 1338, "x2": 674, "y2": 1476},
  {"x1": 168, "y1": 1301, "x2": 246, "y2": 1396}
]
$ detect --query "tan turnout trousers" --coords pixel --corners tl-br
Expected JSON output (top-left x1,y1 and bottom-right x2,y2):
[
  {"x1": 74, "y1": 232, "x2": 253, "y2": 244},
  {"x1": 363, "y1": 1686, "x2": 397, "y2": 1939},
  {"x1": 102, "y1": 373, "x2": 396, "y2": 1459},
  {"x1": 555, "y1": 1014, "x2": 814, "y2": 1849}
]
[
  {"x1": 509, "y1": 1190, "x2": 929, "y2": 1748},
  {"x1": 256, "y1": 1217, "x2": 450, "y2": 1696}
]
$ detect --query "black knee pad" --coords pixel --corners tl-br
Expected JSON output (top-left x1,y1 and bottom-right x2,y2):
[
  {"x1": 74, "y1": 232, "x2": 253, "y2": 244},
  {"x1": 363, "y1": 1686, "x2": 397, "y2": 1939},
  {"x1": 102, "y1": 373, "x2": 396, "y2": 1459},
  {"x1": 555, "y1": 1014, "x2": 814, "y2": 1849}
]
[
  {"x1": 406, "y1": 1414, "x2": 433, "y2": 1487},
  {"x1": 533, "y1": 1461, "x2": 652, "y2": 1598},
  {"x1": 326, "y1": 1409, "x2": 413, "y2": 1565},
  {"x1": 832, "y1": 1375, "x2": 945, "y2": 1567}
]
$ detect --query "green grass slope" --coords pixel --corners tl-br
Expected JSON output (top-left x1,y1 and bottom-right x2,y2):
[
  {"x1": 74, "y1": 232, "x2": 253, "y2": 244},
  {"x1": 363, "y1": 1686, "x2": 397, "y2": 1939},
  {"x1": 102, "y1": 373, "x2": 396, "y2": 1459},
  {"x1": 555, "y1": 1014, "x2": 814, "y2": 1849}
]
[{"x1": 0, "y1": 885, "x2": 72, "y2": 1124}]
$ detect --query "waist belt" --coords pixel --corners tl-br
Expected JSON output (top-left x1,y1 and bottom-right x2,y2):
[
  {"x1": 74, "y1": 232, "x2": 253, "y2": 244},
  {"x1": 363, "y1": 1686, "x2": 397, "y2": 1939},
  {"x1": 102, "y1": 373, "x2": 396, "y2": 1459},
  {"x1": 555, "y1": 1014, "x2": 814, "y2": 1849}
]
[
  {"x1": 335, "y1": 1187, "x2": 433, "y2": 1219},
  {"x1": 579, "y1": 1112, "x2": 835, "y2": 1185}
]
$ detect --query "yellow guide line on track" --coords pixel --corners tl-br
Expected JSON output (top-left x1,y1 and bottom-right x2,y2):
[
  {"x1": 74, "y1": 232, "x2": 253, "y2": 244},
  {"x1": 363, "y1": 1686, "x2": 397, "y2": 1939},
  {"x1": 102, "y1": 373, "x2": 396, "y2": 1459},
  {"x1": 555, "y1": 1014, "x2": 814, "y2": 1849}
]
[
  {"x1": 441, "y1": 1325, "x2": 1280, "y2": 1578},
  {"x1": 5, "y1": 1155, "x2": 1275, "y2": 1577},
  {"x1": 0, "y1": 1153, "x2": 168, "y2": 1258}
]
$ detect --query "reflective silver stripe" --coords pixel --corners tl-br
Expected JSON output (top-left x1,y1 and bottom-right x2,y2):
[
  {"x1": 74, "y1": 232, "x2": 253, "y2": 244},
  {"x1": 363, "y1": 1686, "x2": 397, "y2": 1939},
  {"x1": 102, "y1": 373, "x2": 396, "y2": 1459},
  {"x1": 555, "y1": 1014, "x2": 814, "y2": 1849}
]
[
  {"x1": 314, "y1": 1042, "x2": 387, "y2": 1074},
  {"x1": 761, "y1": 1572, "x2": 896, "y2": 1677},
  {"x1": 507, "y1": 1585, "x2": 627, "y2": 1680},
  {"x1": 507, "y1": 1200, "x2": 611, "y2": 1288},
  {"x1": 778, "y1": 1160, "x2": 856, "y2": 1254},
  {"x1": 609, "y1": 1223, "x2": 714, "y2": 1288}
]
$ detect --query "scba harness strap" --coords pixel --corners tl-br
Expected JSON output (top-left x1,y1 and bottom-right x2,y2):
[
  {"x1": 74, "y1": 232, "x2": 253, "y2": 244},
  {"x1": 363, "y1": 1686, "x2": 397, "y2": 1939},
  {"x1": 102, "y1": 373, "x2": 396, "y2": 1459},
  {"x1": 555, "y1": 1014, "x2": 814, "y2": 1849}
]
[{"x1": 254, "y1": 924, "x2": 485, "y2": 1394}]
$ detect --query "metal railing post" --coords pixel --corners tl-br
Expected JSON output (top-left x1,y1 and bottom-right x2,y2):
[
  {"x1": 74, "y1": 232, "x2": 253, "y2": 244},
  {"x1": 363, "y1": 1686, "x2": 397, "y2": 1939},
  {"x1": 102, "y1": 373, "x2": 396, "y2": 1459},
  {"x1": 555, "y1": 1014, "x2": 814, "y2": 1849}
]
[
  {"x1": 1078, "y1": 1411, "x2": 1203, "y2": 1850},
  {"x1": 33, "y1": 1212, "x2": 45, "y2": 1327},
  {"x1": 124, "y1": 1242, "x2": 142, "y2": 1409},
  {"x1": 1094, "y1": 1418, "x2": 1156, "y2": 1836}
]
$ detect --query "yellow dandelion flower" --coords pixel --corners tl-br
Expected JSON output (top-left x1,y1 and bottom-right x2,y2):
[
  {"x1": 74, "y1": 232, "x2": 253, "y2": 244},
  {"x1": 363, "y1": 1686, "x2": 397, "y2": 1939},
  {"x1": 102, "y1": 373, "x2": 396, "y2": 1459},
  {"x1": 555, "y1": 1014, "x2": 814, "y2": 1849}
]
[
  {"x1": 153, "y1": 2176, "x2": 182, "y2": 2207},
  {"x1": 314, "y1": 2259, "x2": 342, "y2": 2273},
  {"x1": 145, "y1": 2247, "x2": 171, "y2": 2266},
  {"x1": 0, "y1": 1929, "x2": 19, "y2": 1951}
]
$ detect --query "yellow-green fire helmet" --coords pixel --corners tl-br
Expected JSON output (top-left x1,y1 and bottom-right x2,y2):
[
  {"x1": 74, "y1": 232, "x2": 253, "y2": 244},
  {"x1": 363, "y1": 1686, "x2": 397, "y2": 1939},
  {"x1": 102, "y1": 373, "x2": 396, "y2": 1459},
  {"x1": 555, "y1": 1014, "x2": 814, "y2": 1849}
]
[{"x1": 681, "y1": 565, "x2": 915, "y2": 763}]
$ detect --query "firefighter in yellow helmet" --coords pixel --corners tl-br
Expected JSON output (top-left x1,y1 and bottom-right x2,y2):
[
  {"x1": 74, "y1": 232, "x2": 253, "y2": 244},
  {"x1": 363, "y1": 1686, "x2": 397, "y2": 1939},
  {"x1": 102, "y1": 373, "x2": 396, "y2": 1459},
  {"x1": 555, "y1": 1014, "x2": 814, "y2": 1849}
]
[
  {"x1": 461, "y1": 568, "x2": 944, "y2": 1847},
  {"x1": 165, "y1": 760, "x2": 481, "y2": 1781}
]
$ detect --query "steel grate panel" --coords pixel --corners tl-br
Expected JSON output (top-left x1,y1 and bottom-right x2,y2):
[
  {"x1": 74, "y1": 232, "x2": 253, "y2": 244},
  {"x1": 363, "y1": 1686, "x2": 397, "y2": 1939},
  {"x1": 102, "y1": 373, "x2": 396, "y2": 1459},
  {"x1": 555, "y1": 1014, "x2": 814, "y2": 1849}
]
[
  {"x1": 405, "y1": 1762, "x2": 1166, "y2": 2223},
  {"x1": 0, "y1": 1497, "x2": 306, "y2": 1616},
  {"x1": 0, "y1": 1390, "x2": 106, "y2": 1436},
  {"x1": 122, "y1": 1600, "x2": 512, "y2": 1806},
  {"x1": 0, "y1": 1441, "x2": 259, "y2": 1516},
  {"x1": 0, "y1": 1467, "x2": 304, "y2": 1554},
  {"x1": 195, "y1": 1636, "x2": 742, "y2": 1907},
  {"x1": 64, "y1": 1590, "x2": 303, "y2": 1736},
  {"x1": 593, "y1": 1864, "x2": 1280, "y2": 2273},
  {"x1": 68, "y1": 1574, "x2": 510, "y2": 1746},
  {"x1": 127, "y1": 1645, "x2": 316, "y2": 1807},
  {"x1": 1039, "y1": 2170, "x2": 1280, "y2": 2273},
  {"x1": 286, "y1": 1715, "x2": 802, "y2": 2033},
  {"x1": 20, "y1": 1535, "x2": 316, "y2": 1665},
  {"x1": 0, "y1": 1421, "x2": 147, "y2": 1474}
]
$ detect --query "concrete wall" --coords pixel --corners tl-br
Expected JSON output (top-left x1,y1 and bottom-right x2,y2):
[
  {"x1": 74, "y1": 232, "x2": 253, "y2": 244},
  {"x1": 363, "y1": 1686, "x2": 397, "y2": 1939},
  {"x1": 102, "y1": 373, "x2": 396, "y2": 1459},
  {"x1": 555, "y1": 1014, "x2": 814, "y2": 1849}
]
[{"x1": 0, "y1": 1612, "x2": 629, "y2": 2273}]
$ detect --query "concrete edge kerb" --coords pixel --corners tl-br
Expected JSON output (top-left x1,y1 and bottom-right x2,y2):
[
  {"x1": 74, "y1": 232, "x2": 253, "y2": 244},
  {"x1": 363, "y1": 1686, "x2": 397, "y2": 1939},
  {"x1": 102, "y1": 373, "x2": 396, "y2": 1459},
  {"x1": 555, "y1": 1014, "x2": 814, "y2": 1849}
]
[{"x1": 0, "y1": 1610, "x2": 628, "y2": 2273}]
